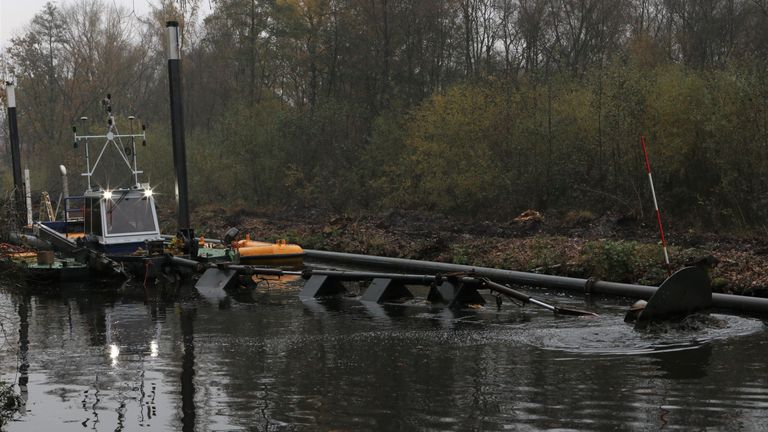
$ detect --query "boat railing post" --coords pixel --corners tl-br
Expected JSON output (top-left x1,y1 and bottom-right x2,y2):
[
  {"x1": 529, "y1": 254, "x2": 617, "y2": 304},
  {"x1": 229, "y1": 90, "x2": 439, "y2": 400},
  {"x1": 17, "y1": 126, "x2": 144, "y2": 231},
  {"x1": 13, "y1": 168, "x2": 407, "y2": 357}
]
[{"x1": 23, "y1": 168, "x2": 32, "y2": 226}]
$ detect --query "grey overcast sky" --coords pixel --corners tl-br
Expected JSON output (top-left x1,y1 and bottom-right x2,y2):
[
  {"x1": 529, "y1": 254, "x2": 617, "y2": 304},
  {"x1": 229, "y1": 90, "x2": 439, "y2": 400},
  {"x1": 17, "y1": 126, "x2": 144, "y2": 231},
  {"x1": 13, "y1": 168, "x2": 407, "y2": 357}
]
[
  {"x1": 0, "y1": 0, "x2": 211, "y2": 49},
  {"x1": 1, "y1": 1, "x2": 150, "y2": 50}
]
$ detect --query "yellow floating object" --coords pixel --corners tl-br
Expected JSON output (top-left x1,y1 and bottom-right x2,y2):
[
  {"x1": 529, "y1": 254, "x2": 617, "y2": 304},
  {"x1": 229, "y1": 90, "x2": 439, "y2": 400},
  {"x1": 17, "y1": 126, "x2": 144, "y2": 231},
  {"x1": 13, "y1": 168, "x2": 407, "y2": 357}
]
[
  {"x1": 9, "y1": 252, "x2": 38, "y2": 259},
  {"x1": 235, "y1": 237, "x2": 305, "y2": 263}
]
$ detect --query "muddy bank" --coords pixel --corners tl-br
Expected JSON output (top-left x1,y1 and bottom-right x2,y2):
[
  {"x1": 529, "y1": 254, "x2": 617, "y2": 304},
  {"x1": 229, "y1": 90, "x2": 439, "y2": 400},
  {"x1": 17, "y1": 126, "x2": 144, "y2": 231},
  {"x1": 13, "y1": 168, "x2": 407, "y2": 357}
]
[{"x1": 164, "y1": 206, "x2": 768, "y2": 297}]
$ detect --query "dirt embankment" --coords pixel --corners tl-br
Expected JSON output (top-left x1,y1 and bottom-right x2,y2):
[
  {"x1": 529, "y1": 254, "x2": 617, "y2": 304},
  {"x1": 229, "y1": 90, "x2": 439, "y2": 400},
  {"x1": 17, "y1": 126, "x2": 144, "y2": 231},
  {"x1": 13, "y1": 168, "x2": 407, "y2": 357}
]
[{"x1": 163, "y1": 206, "x2": 768, "y2": 297}]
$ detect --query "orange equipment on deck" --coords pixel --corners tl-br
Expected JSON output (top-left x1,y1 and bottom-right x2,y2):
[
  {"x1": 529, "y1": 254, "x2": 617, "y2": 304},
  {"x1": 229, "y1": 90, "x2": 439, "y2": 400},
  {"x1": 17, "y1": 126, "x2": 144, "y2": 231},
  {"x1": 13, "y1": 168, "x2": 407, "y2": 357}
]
[{"x1": 233, "y1": 234, "x2": 305, "y2": 264}]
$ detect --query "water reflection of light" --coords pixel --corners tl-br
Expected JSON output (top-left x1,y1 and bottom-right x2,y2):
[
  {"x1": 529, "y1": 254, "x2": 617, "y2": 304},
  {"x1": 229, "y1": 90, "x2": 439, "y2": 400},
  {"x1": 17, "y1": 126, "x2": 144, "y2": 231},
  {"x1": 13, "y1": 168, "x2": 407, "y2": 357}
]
[
  {"x1": 150, "y1": 340, "x2": 159, "y2": 357},
  {"x1": 110, "y1": 344, "x2": 120, "y2": 365}
]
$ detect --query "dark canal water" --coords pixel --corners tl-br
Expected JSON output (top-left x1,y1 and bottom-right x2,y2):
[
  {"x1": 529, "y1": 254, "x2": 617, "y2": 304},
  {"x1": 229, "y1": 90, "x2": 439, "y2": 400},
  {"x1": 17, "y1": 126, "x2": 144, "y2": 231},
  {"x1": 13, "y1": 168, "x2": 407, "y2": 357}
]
[{"x1": 1, "y1": 273, "x2": 767, "y2": 431}]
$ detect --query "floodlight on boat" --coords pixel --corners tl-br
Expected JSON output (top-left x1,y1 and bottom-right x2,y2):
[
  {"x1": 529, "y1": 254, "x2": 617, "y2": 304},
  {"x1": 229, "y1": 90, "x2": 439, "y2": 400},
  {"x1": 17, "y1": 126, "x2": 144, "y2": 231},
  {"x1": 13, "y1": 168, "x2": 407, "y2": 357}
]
[
  {"x1": 143, "y1": 188, "x2": 154, "y2": 198},
  {"x1": 103, "y1": 190, "x2": 113, "y2": 200},
  {"x1": 109, "y1": 344, "x2": 120, "y2": 364}
]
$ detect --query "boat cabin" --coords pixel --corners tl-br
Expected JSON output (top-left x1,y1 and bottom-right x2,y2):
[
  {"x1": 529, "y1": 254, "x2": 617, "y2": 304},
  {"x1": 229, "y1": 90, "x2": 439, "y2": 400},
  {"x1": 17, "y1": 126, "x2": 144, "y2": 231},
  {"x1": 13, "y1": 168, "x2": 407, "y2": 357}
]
[
  {"x1": 66, "y1": 187, "x2": 162, "y2": 254},
  {"x1": 33, "y1": 96, "x2": 165, "y2": 257}
]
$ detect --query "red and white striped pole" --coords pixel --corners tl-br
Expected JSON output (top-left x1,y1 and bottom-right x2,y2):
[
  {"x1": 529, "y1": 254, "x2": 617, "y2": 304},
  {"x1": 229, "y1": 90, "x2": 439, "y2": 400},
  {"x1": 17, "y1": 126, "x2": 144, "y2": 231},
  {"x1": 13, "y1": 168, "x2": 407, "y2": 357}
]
[{"x1": 640, "y1": 135, "x2": 672, "y2": 275}]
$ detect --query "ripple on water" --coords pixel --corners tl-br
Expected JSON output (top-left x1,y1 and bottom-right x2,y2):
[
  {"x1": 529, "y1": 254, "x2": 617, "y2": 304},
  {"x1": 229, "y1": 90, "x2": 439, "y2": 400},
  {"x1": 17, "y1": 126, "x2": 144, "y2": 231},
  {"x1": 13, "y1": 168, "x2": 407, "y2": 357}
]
[{"x1": 490, "y1": 313, "x2": 766, "y2": 356}]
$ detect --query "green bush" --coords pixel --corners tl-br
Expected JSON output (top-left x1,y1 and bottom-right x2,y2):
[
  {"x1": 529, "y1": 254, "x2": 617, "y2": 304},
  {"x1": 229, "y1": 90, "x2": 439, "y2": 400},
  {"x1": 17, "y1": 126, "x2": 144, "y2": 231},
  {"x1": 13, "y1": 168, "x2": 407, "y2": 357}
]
[{"x1": 580, "y1": 240, "x2": 665, "y2": 283}]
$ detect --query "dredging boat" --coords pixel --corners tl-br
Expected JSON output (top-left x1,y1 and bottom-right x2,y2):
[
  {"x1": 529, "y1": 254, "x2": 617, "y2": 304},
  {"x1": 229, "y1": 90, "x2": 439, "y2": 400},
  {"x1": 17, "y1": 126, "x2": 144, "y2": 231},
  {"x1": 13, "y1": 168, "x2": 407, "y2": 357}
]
[
  {"x1": 28, "y1": 94, "x2": 167, "y2": 278},
  {"x1": 14, "y1": 93, "x2": 302, "y2": 281}
]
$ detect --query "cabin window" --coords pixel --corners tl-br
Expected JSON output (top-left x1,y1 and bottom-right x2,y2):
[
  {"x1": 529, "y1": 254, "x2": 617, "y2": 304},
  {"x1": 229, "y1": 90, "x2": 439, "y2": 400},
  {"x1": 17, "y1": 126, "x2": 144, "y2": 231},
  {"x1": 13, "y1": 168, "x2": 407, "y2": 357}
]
[
  {"x1": 105, "y1": 197, "x2": 157, "y2": 235},
  {"x1": 84, "y1": 197, "x2": 102, "y2": 236}
]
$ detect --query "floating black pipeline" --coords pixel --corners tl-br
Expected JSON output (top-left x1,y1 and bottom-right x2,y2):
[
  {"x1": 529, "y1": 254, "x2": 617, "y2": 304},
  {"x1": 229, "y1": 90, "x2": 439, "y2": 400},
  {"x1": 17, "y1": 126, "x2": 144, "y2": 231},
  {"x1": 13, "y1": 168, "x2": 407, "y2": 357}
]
[{"x1": 304, "y1": 249, "x2": 768, "y2": 316}]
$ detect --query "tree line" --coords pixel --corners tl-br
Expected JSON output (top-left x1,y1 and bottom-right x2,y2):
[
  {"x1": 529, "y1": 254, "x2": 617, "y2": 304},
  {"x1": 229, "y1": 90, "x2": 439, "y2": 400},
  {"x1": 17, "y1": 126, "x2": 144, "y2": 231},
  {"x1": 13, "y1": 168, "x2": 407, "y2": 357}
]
[{"x1": 2, "y1": 0, "x2": 768, "y2": 230}]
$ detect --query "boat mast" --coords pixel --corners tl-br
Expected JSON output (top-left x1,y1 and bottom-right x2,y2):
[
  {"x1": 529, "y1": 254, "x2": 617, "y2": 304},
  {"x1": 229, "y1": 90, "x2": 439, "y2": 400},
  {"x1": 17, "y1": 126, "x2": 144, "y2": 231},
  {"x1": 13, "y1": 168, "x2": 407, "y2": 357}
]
[{"x1": 73, "y1": 95, "x2": 147, "y2": 190}]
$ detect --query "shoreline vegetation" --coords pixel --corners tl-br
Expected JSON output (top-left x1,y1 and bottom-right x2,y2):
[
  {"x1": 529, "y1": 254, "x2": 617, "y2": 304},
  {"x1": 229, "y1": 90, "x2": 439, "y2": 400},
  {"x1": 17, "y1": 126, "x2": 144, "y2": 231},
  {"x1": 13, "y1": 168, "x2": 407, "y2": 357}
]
[
  {"x1": 2, "y1": 1, "x2": 768, "y2": 296},
  {"x1": 3, "y1": 1, "x2": 768, "y2": 245},
  {"x1": 179, "y1": 205, "x2": 768, "y2": 298}
]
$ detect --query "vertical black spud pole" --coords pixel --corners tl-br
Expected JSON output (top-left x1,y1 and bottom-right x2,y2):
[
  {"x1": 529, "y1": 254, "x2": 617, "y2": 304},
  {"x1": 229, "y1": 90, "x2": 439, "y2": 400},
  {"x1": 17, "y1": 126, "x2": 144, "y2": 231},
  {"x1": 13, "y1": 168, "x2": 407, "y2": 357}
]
[
  {"x1": 166, "y1": 21, "x2": 195, "y2": 253},
  {"x1": 5, "y1": 82, "x2": 26, "y2": 224}
]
